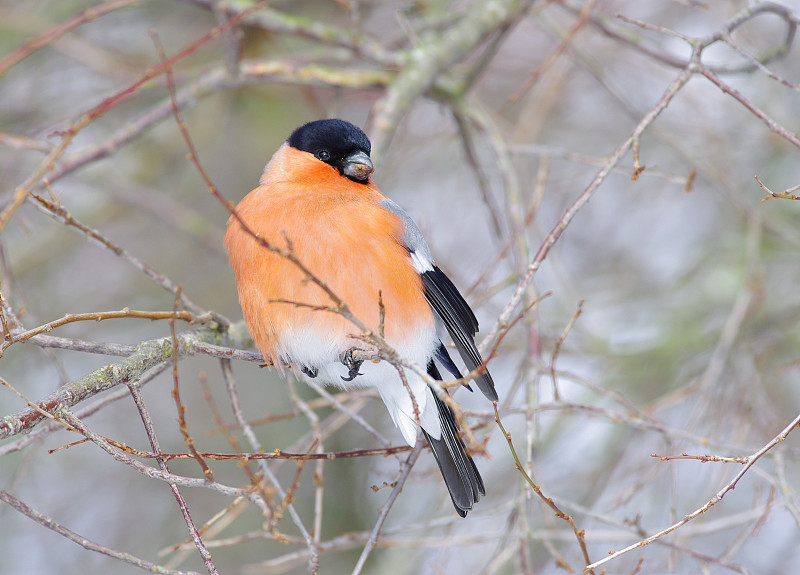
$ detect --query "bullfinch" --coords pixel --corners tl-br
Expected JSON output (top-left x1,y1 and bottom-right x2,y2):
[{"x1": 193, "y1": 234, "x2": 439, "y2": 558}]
[{"x1": 224, "y1": 119, "x2": 497, "y2": 517}]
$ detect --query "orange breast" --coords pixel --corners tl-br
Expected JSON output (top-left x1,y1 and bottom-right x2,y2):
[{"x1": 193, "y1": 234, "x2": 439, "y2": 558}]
[{"x1": 224, "y1": 148, "x2": 434, "y2": 362}]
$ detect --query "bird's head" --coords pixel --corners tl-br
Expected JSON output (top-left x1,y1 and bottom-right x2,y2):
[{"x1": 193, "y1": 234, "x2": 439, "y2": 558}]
[{"x1": 287, "y1": 119, "x2": 374, "y2": 183}]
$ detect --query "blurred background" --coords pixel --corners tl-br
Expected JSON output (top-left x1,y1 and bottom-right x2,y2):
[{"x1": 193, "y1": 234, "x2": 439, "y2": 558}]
[{"x1": 1, "y1": 0, "x2": 799, "y2": 573}]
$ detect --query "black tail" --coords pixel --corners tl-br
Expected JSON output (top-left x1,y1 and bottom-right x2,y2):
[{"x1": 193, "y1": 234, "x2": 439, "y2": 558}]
[{"x1": 423, "y1": 362, "x2": 484, "y2": 517}]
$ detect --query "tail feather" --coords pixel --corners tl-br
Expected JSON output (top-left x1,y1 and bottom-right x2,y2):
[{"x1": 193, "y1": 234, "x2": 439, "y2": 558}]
[{"x1": 423, "y1": 363, "x2": 484, "y2": 517}]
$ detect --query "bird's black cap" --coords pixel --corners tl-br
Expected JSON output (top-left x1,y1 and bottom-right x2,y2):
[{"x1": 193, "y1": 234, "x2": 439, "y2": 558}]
[{"x1": 287, "y1": 119, "x2": 373, "y2": 182}]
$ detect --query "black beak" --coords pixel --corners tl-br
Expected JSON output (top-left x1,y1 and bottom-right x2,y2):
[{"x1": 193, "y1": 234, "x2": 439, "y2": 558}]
[{"x1": 343, "y1": 150, "x2": 374, "y2": 182}]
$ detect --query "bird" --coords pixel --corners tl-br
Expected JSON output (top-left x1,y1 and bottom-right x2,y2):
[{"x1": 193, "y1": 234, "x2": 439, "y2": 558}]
[{"x1": 224, "y1": 119, "x2": 498, "y2": 517}]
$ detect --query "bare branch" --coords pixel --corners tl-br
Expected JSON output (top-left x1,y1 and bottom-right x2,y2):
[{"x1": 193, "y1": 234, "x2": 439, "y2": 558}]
[{"x1": 0, "y1": 323, "x2": 249, "y2": 440}]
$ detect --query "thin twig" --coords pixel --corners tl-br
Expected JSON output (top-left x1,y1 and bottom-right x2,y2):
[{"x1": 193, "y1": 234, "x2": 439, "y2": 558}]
[
  {"x1": 755, "y1": 175, "x2": 800, "y2": 202},
  {"x1": 351, "y1": 440, "x2": 425, "y2": 575},
  {"x1": 126, "y1": 380, "x2": 219, "y2": 575},
  {"x1": 494, "y1": 403, "x2": 595, "y2": 573},
  {"x1": 220, "y1": 359, "x2": 318, "y2": 564},
  {"x1": 1, "y1": 308, "x2": 204, "y2": 355},
  {"x1": 550, "y1": 300, "x2": 583, "y2": 401},
  {"x1": 28, "y1": 192, "x2": 207, "y2": 315}
]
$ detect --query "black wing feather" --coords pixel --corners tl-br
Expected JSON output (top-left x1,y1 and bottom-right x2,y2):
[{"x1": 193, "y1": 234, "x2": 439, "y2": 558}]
[
  {"x1": 434, "y1": 341, "x2": 470, "y2": 387},
  {"x1": 422, "y1": 266, "x2": 498, "y2": 401},
  {"x1": 422, "y1": 361, "x2": 484, "y2": 517}
]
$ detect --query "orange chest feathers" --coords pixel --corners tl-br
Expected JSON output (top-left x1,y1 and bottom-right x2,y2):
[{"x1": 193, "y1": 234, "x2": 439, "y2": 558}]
[{"x1": 224, "y1": 173, "x2": 434, "y2": 361}]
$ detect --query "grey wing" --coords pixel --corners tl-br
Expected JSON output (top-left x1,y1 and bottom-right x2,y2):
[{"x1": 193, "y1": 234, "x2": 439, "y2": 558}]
[{"x1": 379, "y1": 199, "x2": 498, "y2": 401}]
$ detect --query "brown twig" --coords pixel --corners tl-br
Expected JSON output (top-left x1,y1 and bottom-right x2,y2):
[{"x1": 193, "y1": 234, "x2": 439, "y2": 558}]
[
  {"x1": 148, "y1": 30, "x2": 216, "y2": 484},
  {"x1": 28, "y1": 192, "x2": 207, "y2": 315},
  {"x1": 550, "y1": 300, "x2": 583, "y2": 401},
  {"x1": 651, "y1": 452, "x2": 748, "y2": 464},
  {"x1": 755, "y1": 175, "x2": 800, "y2": 202},
  {"x1": 1, "y1": 308, "x2": 202, "y2": 355},
  {"x1": 171, "y1": 291, "x2": 215, "y2": 481},
  {"x1": 135, "y1": 445, "x2": 413, "y2": 462},
  {"x1": 699, "y1": 65, "x2": 800, "y2": 150},
  {"x1": 494, "y1": 402, "x2": 595, "y2": 573}
]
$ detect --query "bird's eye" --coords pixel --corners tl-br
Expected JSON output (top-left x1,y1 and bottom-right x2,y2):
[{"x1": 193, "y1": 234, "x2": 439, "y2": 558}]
[{"x1": 316, "y1": 150, "x2": 331, "y2": 161}]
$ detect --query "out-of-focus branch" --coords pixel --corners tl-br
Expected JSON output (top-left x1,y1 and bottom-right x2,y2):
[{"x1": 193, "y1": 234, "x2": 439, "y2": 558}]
[
  {"x1": 0, "y1": 488, "x2": 201, "y2": 575},
  {"x1": 0, "y1": 0, "x2": 138, "y2": 76},
  {"x1": 182, "y1": 0, "x2": 401, "y2": 66},
  {"x1": 482, "y1": 49, "x2": 697, "y2": 351},
  {"x1": 568, "y1": 0, "x2": 797, "y2": 74},
  {"x1": 370, "y1": 0, "x2": 535, "y2": 163},
  {"x1": 585, "y1": 410, "x2": 800, "y2": 572},
  {"x1": 0, "y1": 1, "x2": 269, "y2": 233},
  {"x1": 2, "y1": 1, "x2": 799, "y2": 573},
  {"x1": 42, "y1": 62, "x2": 391, "y2": 190},
  {"x1": 482, "y1": 1, "x2": 796, "y2": 355}
]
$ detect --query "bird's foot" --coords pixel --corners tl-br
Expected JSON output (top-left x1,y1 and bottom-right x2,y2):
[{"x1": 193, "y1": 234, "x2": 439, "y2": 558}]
[
  {"x1": 301, "y1": 365, "x2": 318, "y2": 378},
  {"x1": 340, "y1": 349, "x2": 364, "y2": 382}
]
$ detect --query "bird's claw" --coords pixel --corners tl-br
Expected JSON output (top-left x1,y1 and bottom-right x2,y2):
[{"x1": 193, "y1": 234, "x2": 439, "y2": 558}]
[
  {"x1": 340, "y1": 349, "x2": 363, "y2": 382},
  {"x1": 301, "y1": 365, "x2": 318, "y2": 378}
]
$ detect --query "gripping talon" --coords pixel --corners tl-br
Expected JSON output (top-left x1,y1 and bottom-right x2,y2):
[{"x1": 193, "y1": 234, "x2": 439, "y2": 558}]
[
  {"x1": 301, "y1": 366, "x2": 318, "y2": 378},
  {"x1": 340, "y1": 349, "x2": 364, "y2": 382}
]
